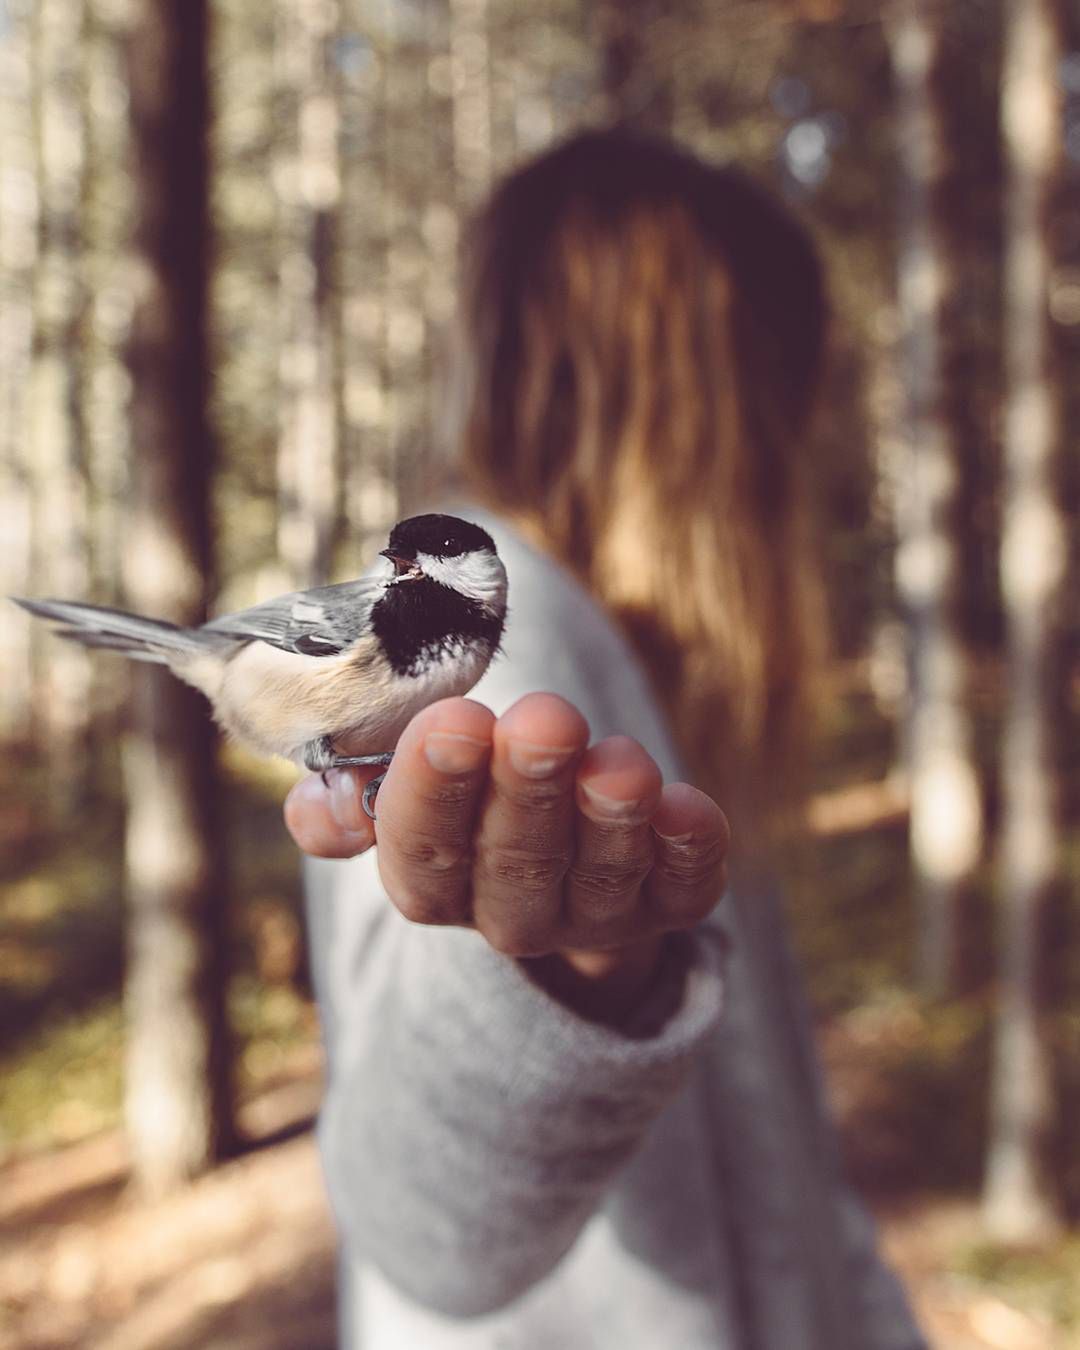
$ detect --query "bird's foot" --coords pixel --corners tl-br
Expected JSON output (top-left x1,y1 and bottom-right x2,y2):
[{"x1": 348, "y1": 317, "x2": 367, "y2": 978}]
[
  {"x1": 325, "y1": 754, "x2": 393, "y2": 818},
  {"x1": 303, "y1": 739, "x2": 394, "y2": 820},
  {"x1": 304, "y1": 735, "x2": 392, "y2": 776}
]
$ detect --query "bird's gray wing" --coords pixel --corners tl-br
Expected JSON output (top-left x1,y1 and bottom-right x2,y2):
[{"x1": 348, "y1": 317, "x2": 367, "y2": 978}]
[{"x1": 202, "y1": 574, "x2": 384, "y2": 658}]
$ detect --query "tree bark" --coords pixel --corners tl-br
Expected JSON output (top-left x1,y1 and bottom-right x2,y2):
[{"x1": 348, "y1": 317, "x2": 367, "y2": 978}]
[
  {"x1": 448, "y1": 0, "x2": 492, "y2": 204},
  {"x1": 0, "y1": 0, "x2": 38, "y2": 745},
  {"x1": 275, "y1": 0, "x2": 341, "y2": 591},
  {"x1": 982, "y1": 0, "x2": 1065, "y2": 1243},
  {"x1": 84, "y1": 0, "x2": 136, "y2": 644},
  {"x1": 122, "y1": 0, "x2": 234, "y2": 1197},
  {"x1": 594, "y1": 0, "x2": 674, "y2": 132},
  {"x1": 29, "y1": 0, "x2": 94, "y2": 783},
  {"x1": 337, "y1": 0, "x2": 396, "y2": 569},
  {"x1": 885, "y1": 0, "x2": 983, "y2": 999}
]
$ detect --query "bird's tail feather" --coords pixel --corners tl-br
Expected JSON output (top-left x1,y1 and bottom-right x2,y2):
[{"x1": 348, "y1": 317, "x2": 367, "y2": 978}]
[{"x1": 11, "y1": 597, "x2": 217, "y2": 664}]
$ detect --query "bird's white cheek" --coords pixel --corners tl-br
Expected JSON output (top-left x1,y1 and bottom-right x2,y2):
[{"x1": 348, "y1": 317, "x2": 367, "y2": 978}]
[{"x1": 416, "y1": 551, "x2": 507, "y2": 608}]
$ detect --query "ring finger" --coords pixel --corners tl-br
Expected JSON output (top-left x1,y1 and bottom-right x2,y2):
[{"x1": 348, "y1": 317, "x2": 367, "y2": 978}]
[{"x1": 562, "y1": 736, "x2": 662, "y2": 948}]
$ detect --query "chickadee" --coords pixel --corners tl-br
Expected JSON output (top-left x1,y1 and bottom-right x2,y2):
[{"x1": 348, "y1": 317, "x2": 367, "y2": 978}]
[{"x1": 15, "y1": 513, "x2": 508, "y2": 817}]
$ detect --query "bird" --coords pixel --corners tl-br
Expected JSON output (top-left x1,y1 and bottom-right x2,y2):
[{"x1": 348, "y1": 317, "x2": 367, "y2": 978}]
[{"x1": 14, "y1": 513, "x2": 508, "y2": 818}]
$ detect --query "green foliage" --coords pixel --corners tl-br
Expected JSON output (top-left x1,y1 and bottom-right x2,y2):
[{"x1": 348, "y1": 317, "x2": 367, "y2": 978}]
[
  {"x1": 955, "y1": 1235, "x2": 1080, "y2": 1332},
  {"x1": 0, "y1": 749, "x2": 312, "y2": 1158},
  {"x1": 829, "y1": 993, "x2": 993, "y2": 1194},
  {"x1": 0, "y1": 1000, "x2": 123, "y2": 1157}
]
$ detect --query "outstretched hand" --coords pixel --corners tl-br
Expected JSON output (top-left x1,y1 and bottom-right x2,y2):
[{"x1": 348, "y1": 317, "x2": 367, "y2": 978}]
[{"x1": 284, "y1": 693, "x2": 729, "y2": 1020}]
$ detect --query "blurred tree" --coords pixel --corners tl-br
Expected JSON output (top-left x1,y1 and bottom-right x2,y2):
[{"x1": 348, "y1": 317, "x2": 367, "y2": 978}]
[
  {"x1": 420, "y1": 0, "x2": 463, "y2": 473},
  {"x1": 0, "y1": 0, "x2": 37, "y2": 744},
  {"x1": 982, "y1": 0, "x2": 1066, "y2": 1243},
  {"x1": 449, "y1": 0, "x2": 492, "y2": 202},
  {"x1": 122, "y1": 0, "x2": 234, "y2": 1196},
  {"x1": 84, "y1": 0, "x2": 136, "y2": 737},
  {"x1": 594, "y1": 0, "x2": 673, "y2": 130},
  {"x1": 29, "y1": 0, "x2": 94, "y2": 788},
  {"x1": 381, "y1": 0, "x2": 434, "y2": 515},
  {"x1": 210, "y1": 0, "x2": 280, "y2": 599},
  {"x1": 275, "y1": 0, "x2": 341, "y2": 590},
  {"x1": 338, "y1": 1, "x2": 397, "y2": 568},
  {"x1": 885, "y1": 1, "x2": 983, "y2": 998}
]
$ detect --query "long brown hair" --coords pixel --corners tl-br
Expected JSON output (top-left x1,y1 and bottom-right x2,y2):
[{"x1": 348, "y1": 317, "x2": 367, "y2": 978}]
[{"x1": 448, "y1": 128, "x2": 828, "y2": 812}]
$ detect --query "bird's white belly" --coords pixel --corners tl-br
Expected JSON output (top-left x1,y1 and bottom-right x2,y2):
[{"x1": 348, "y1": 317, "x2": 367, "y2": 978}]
[
  {"x1": 330, "y1": 642, "x2": 494, "y2": 760},
  {"x1": 217, "y1": 638, "x2": 494, "y2": 766}
]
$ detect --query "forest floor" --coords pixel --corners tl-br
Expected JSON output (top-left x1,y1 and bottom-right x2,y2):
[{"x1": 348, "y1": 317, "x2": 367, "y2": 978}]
[
  {"x1": 3, "y1": 682, "x2": 1078, "y2": 1347},
  {"x1": 2, "y1": 1052, "x2": 1078, "y2": 1350}
]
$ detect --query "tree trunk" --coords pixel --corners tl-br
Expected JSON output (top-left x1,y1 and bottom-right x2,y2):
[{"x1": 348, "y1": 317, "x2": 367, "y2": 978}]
[
  {"x1": 982, "y1": 0, "x2": 1065, "y2": 1243},
  {"x1": 885, "y1": 0, "x2": 983, "y2": 999},
  {"x1": 122, "y1": 0, "x2": 234, "y2": 1197},
  {"x1": 29, "y1": 0, "x2": 94, "y2": 786},
  {"x1": 0, "y1": 0, "x2": 38, "y2": 746},
  {"x1": 84, "y1": 0, "x2": 136, "y2": 671},
  {"x1": 594, "y1": 0, "x2": 674, "y2": 132},
  {"x1": 384, "y1": 0, "x2": 437, "y2": 509},
  {"x1": 275, "y1": 0, "x2": 341, "y2": 591},
  {"x1": 338, "y1": 0, "x2": 396, "y2": 569},
  {"x1": 420, "y1": 0, "x2": 462, "y2": 470},
  {"x1": 448, "y1": 0, "x2": 492, "y2": 205}
]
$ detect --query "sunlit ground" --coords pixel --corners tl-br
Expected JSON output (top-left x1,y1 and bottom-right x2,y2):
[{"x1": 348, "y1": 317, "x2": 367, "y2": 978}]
[{"x1": 0, "y1": 742, "x2": 314, "y2": 1157}]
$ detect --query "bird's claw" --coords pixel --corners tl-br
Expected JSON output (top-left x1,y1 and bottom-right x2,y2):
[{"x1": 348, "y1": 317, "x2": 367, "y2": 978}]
[
  {"x1": 320, "y1": 753, "x2": 393, "y2": 821},
  {"x1": 361, "y1": 774, "x2": 384, "y2": 820}
]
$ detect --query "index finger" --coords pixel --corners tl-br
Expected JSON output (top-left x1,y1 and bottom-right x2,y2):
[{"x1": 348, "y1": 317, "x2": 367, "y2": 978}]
[
  {"x1": 284, "y1": 766, "x2": 383, "y2": 858},
  {"x1": 373, "y1": 697, "x2": 495, "y2": 925}
]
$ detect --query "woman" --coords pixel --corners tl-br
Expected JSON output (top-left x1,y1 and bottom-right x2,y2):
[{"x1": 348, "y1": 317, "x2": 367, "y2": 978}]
[{"x1": 286, "y1": 128, "x2": 926, "y2": 1349}]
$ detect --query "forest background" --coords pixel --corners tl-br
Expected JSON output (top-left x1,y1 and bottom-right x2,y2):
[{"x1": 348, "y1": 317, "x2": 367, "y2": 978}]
[{"x1": 1, "y1": 0, "x2": 1079, "y2": 1346}]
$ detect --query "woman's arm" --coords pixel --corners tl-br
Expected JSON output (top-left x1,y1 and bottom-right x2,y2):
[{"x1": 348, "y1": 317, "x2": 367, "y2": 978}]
[{"x1": 289, "y1": 692, "x2": 730, "y2": 1315}]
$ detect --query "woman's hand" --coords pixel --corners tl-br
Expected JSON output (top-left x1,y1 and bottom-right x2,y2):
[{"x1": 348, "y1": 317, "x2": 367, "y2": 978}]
[{"x1": 285, "y1": 693, "x2": 729, "y2": 1022}]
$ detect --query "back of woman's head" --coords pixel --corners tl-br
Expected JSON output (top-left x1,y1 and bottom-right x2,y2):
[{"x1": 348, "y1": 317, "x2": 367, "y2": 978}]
[{"x1": 450, "y1": 127, "x2": 828, "y2": 805}]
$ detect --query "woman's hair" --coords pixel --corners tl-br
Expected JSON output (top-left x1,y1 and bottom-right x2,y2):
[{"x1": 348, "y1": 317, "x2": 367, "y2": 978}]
[{"x1": 448, "y1": 127, "x2": 828, "y2": 808}]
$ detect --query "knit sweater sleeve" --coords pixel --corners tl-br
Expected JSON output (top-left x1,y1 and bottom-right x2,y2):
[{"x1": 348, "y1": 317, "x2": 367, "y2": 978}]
[{"x1": 310, "y1": 859, "x2": 725, "y2": 1316}]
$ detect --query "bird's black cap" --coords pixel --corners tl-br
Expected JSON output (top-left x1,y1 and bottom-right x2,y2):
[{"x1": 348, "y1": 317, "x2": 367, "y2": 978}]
[{"x1": 385, "y1": 514, "x2": 496, "y2": 561}]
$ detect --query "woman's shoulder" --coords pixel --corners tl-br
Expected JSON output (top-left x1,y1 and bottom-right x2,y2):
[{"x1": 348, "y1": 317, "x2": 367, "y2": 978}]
[{"x1": 457, "y1": 505, "x2": 685, "y2": 780}]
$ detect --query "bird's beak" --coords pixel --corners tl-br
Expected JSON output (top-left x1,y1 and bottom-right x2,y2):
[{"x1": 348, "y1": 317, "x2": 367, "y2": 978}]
[{"x1": 380, "y1": 549, "x2": 423, "y2": 581}]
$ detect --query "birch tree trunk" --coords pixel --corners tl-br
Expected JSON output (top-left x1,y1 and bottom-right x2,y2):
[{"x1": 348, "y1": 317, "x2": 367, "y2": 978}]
[
  {"x1": 122, "y1": 0, "x2": 234, "y2": 1196},
  {"x1": 338, "y1": 0, "x2": 396, "y2": 568},
  {"x1": 0, "y1": 0, "x2": 38, "y2": 744},
  {"x1": 448, "y1": 0, "x2": 492, "y2": 206},
  {"x1": 384, "y1": 0, "x2": 437, "y2": 508},
  {"x1": 421, "y1": 0, "x2": 462, "y2": 467},
  {"x1": 29, "y1": 0, "x2": 94, "y2": 782},
  {"x1": 982, "y1": 0, "x2": 1065, "y2": 1243},
  {"x1": 886, "y1": 1, "x2": 983, "y2": 999},
  {"x1": 275, "y1": 0, "x2": 341, "y2": 591},
  {"x1": 84, "y1": 0, "x2": 135, "y2": 731}
]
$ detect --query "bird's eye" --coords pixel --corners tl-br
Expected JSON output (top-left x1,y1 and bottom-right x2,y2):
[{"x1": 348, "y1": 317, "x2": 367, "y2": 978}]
[{"x1": 443, "y1": 538, "x2": 453, "y2": 550}]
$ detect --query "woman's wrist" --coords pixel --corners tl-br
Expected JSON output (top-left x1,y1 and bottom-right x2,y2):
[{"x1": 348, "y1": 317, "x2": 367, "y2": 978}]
[{"x1": 523, "y1": 935, "x2": 666, "y2": 1028}]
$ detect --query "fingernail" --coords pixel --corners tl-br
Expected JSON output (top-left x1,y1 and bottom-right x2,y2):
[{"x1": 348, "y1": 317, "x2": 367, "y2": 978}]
[
  {"x1": 655, "y1": 829, "x2": 694, "y2": 846},
  {"x1": 579, "y1": 781, "x2": 645, "y2": 820},
  {"x1": 424, "y1": 731, "x2": 489, "y2": 774},
  {"x1": 507, "y1": 741, "x2": 578, "y2": 778},
  {"x1": 327, "y1": 769, "x2": 365, "y2": 832}
]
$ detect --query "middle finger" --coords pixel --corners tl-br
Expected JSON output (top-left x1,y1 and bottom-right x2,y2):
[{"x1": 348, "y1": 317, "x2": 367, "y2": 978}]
[{"x1": 470, "y1": 693, "x2": 589, "y2": 955}]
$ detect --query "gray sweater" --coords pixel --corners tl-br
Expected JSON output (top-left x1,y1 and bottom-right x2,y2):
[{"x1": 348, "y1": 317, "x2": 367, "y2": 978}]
[{"x1": 305, "y1": 510, "x2": 927, "y2": 1349}]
